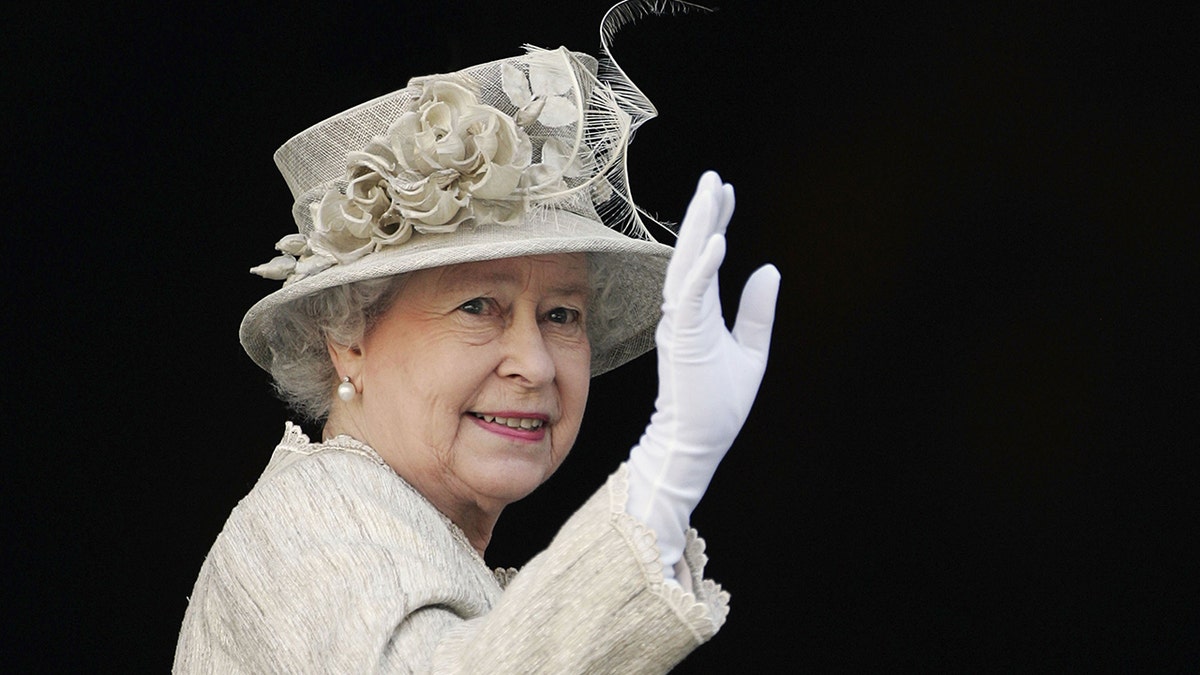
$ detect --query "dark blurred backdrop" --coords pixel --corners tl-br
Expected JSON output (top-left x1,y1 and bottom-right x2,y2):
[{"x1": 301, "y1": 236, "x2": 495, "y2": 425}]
[{"x1": 5, "y1": 1, "x2": 1196, "y2": 671}]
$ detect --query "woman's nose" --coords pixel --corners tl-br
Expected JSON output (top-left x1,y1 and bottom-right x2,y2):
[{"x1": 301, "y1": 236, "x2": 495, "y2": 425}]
[{"x1": 497, "y1": 312, "x2": 555, "y2": 385}]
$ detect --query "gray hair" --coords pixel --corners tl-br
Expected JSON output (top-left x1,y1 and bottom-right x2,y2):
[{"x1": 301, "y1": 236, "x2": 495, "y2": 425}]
[
  {"x1": 265, "y1": 255, "x2": 617, "y2": 422},
  {"x1": 265, "y1": 275, "x2": 408, "y2": 422}
]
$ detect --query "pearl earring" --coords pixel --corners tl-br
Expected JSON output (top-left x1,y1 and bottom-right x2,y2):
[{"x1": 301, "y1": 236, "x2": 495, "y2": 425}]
[{"x1": 337, "y1": 376, "x2": 356, "y2": 402}]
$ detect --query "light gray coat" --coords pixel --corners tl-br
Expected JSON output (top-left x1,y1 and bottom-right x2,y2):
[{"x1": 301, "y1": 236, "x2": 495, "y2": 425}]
[{"x1": 174, "y1": 423, "x2": 728, "y2": 673}]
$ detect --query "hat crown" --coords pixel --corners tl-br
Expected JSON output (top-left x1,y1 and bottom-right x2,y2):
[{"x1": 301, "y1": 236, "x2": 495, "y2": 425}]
[
  {"x1": 242, "y1": 1, "x2": 710, "y2": 380},
  {"x1": 255, "y1": 45, "x2": 659, "y2": 286},
  {"x1": 274, "y1": 49, "x2": 600, "y2": 208}
]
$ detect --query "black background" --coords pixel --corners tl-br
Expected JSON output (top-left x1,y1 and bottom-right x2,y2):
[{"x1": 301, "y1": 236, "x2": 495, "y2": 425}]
[{"x1": 6, "y1": 1, "x2": 1197, "y2": 671}]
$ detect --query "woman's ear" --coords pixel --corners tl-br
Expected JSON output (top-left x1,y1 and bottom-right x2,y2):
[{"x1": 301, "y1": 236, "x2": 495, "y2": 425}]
[{"x1": 327, "y1": 339, "x2": 364, "y2": 381}]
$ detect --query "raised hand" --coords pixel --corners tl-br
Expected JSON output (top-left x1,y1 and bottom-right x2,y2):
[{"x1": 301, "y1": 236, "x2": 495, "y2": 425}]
[{"x1": 626, "y1": 171, "x2": 781, "y2": 580}]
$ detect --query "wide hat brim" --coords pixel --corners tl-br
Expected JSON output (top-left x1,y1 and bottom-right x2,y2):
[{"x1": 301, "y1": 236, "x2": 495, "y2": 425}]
[{"x1": 239, "y1": 209, "x2": 673, "y2": 377}]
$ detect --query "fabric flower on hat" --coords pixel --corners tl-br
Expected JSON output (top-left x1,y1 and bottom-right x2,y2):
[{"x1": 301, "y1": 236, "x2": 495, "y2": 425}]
[
  {"x1": 309, "y1": 76, "x2": 533, "y2": 260},
  {"x1": 251, "y1": 49, "x2": 620, "y2": 285},
  {"x1": 502, "y1": 50, "x2": 578, "y2": 128},
  {"x1": 502, "y1": 51, "x2": 607, "y2": 199},
  {"x1": 255, "y1": 74, "x2": 544, "y2": 281}
]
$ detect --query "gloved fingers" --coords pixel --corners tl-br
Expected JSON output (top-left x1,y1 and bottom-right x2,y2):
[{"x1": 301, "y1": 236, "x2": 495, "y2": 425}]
[
  {"x1": 716, "y1": 180, "x2": 735, "y2": 237},
  {"x1": 731, "y1": 264, "x2": 781, "y2": 359},
  {"x1": 697, "y1": 171, "x2": 735, "y2": 241},
  {"x1": 665, "y1": 178, "x2": 719, "y2": 297},
  {"x1": 677, "y1": 233, "x2": 726, "y2": 326},
  {"x1": 665, "y1": 172, "x2": 734, "y2": 303}
]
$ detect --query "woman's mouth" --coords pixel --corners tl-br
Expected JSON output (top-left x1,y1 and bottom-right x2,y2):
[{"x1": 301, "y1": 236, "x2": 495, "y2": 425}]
[{"x1": 471, "y1": 413, "x2": 545, "y2": 430}]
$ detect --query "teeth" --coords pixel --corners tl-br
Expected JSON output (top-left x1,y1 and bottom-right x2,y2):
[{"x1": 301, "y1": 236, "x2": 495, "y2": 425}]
[{"x1": 475, "y1": 414, "x2": 543, "y2": 430}]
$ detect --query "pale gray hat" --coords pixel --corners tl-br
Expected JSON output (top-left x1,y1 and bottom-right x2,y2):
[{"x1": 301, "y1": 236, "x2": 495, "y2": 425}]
[{"x1": 239, "y1": 1, "x2": 708, "y2": 377}]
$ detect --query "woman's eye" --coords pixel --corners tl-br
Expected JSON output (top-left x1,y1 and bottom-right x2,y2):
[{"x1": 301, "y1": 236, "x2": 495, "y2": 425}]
[
  {"x1": 546, "y1": 307, "x2": 580, "y2": 325},
  {"x1": 459, "y1": 298, "x2": 488, "y2": 315}
]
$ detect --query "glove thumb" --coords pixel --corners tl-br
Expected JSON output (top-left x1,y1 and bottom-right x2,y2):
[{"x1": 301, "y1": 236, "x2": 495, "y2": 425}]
[{"x1": 731, "y1": 264, "x2": 781, "y2": 358}]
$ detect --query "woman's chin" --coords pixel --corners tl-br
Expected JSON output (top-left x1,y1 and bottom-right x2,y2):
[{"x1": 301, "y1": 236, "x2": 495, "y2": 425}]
[{"x1": 463, "y1": 458, "x2": 554, "y2": 506}]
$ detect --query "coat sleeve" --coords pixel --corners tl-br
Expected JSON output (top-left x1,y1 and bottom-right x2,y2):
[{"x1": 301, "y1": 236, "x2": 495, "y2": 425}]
[{"x1": 429, "y1": 464, "x2": 729, "y2": 674}]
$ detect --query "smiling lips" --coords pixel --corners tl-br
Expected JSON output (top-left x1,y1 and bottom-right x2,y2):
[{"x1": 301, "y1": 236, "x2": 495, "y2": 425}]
[{"x1": 472, "y1": 413, "x2": 546, "y2": 430}]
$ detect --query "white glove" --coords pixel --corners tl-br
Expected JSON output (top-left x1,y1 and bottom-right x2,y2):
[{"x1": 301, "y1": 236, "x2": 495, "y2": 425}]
[{"x1": 626, "y1": 171, "x2": 781, "y2": 581}]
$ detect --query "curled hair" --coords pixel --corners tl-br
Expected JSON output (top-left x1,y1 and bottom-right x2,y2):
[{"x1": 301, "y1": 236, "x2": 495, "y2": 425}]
[{"x1": 265, "y1": 254, "x2": 618, "y2": 422}]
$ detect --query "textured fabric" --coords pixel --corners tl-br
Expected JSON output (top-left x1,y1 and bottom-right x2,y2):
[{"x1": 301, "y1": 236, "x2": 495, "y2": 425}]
[{"x1": 174, "y1": 423, "x2": 728, "y2": 673}]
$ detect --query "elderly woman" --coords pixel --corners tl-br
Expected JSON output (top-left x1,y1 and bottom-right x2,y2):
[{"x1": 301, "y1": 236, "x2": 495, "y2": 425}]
[{"x1": 174, "y1": 2, "x2": 779, "y2": 672}]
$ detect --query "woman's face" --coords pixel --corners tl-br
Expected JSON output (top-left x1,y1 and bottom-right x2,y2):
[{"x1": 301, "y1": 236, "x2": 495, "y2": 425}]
[{"x1": 352, "y1": 254, "x2": 592, "y2": 513}]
